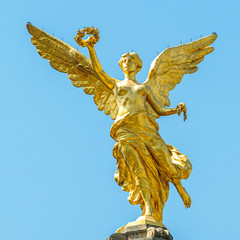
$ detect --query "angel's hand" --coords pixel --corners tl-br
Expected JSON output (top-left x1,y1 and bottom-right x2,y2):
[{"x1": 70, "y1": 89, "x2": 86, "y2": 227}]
[
  {"x1": 74, "y1": 27, "x2": 100, "y2": 48},
  {"x1": 176, "y1": 102, "x2": 187, "y2": 121}
]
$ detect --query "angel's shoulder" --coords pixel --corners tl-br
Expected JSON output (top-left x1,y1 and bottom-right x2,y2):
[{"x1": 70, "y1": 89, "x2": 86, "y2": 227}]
[{"x1": 115, "y1": 79, "x2": 126, "y2": 88}]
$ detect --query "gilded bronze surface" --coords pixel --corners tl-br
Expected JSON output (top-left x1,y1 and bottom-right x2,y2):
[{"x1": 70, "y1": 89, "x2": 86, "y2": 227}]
[{"x1": 27, "y1": 23, "x2": 217, "y2": 225}]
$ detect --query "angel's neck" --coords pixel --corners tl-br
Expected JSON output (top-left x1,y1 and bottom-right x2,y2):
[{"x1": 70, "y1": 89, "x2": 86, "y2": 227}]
[{"x1": 124, "y1": 72, "x2": 137, "y2": 82}]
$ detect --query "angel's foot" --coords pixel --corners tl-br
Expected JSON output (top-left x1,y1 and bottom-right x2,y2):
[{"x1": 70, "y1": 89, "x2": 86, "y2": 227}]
[{"x1": 181, "y1": 187, "x2": 191, "y2": 208}]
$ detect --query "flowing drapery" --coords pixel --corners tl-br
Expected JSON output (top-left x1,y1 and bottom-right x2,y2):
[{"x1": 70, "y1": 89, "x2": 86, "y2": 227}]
[{"x1": 110, "y1": 109, "x2": 192, "y2": 222}]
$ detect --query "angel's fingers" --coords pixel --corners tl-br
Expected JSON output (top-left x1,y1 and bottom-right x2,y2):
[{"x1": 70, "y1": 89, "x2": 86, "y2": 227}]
[{"x1": 184, "y1": 112, "x2": 187, "y2": 121}]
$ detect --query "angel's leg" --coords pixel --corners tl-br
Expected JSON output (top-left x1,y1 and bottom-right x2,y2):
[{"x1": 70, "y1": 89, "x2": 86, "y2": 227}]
[
  {"x1": 121, "y1": 144, "x2": 153, "y2": 216},
  {"x1": 150, "y1": 141, "x2": 179, "y2": 179},
  {"x1": 172, "y1": 179, "x2": 191, "y2": 208},
  {"x1": 141, "y1": 191, "x2": 153, "y2": 216},
  {"x1": 151, "y1": 145, "x2": 191, "y2": 207}
]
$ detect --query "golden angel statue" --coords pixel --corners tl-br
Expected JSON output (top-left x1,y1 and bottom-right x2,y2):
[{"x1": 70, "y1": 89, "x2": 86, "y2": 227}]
[{"x1": 27, "y1": 23, "x2": 217, "y2": 225}]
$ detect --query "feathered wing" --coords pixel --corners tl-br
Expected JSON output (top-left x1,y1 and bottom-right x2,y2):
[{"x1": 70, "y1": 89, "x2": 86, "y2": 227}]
[
  {"x1": 144, "y1": 34, "x2": 217, "y2": 118},
  {"x1": 27, "y1": 23, "x2": 118, "y2": 119}
]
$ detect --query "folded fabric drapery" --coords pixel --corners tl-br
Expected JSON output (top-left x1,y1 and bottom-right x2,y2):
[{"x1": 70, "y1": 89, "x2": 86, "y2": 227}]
[{"x1": 111, "y1": 109, "x2": 192, "y2": 222}]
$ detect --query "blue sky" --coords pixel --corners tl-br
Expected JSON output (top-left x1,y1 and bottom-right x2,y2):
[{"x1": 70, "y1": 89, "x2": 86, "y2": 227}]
[{"x1": 1, "y1": 0, "x2": 239, "y2": 240}]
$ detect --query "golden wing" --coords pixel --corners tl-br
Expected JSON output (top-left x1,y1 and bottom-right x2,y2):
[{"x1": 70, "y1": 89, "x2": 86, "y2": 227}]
[
  {"x1": 27, "y1": 23, "x2": 118, "y2": 119},
  {"x1": 144, "y1": 34, "x2": 217, "y2": 118}
]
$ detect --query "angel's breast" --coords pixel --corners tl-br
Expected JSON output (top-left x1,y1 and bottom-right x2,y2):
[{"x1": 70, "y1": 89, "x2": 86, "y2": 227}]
[
  {"x1": 134, "y1": 85, "x2": 146, "y2": 96},
  {"x1": 117, "y1": 86, "x2": 130, "y2": 96},
  {"x1": 116, "y1": 84, "x2": 147, "y2": 99}
]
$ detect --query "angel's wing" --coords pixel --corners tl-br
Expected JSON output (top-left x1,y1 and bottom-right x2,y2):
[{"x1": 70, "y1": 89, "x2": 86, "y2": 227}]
[
  {"x1": 144, "y1": 34, "x2": 217, "y2": 118},
  {"x1": 27, "y1": 23, "x2": 118, "y2": 119}
]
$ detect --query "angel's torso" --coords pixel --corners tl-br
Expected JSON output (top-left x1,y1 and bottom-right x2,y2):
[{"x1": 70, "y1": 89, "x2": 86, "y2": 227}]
[{"x1": 114, "y1": 80, "x2": 148, "y2": 119}]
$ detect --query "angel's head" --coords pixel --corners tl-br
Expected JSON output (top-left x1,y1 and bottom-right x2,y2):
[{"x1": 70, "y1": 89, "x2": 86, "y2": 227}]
[{"x1": 119, "y1": 52, "x2": 142, "y2": 74}]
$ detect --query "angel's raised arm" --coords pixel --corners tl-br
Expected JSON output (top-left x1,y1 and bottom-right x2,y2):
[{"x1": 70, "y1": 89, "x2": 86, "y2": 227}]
[
  {"x1": 87, "y1": 45, "x2": 117, "y2": 90},
  {"x1": 74, "y1": 28, "x2": 118, "y2": 90}
]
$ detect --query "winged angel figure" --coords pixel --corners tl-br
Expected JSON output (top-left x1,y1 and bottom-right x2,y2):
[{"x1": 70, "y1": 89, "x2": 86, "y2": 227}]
[{"x1": 27, "y1": 23, "x2": 217, "y2": 224}]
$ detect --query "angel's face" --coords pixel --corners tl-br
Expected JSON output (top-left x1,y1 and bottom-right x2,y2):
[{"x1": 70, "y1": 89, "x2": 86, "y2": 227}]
[
  {"x1": 119, "y1": 52, "x2": 142, "y2": 75},
  {"x1": 122, "y1": 55, "x2": 137, "y2": 74}
]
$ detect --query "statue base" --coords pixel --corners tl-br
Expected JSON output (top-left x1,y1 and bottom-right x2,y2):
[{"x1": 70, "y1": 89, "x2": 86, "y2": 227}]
[{"x1": 107, "y1": 216, "x2": 173, "y2": 240}]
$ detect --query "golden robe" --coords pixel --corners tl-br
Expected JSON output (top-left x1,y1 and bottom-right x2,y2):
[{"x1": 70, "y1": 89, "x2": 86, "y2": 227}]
[{"x1": 110, "y1": 109, "x2": 192, "y2": 222}]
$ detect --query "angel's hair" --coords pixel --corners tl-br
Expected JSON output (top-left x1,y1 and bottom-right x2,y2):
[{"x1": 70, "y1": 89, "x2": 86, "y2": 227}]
[{"x1": 118, "y1": 52, "x2": 142, "y2": 74}]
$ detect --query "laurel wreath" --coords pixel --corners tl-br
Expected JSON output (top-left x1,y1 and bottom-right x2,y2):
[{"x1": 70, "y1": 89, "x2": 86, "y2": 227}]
[{"x1": 74, "y1": 26, "x2": 100, "y2": 47}]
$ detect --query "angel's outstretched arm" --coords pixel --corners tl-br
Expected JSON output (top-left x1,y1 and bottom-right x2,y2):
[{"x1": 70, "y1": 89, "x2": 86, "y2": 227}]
[
  {"x1": 146, "y1": 86, "x2": 177, "y2": 116},
  {"x1": 146, "y1": 86, "x2": 187, "y2": 120},
  {"x1": 87, "y1": 46, "x2": 117, "y2": 90}
]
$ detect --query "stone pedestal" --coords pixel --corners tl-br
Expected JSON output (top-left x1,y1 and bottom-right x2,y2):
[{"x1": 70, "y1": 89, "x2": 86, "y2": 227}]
[{"x1": 107, "y1": 224, "x2": 173, "y2": 240}]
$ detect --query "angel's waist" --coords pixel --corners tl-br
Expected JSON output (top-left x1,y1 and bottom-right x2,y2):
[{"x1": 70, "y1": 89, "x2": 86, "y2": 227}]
[{"x1": 110, "y1": 109, "x2": 159, "y2": 140}]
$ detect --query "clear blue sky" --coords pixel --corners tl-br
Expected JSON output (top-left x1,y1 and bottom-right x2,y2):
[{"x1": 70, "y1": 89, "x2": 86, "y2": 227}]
[{"x1": 1, "y1": 1, "x2": 239, "y2": 240}]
